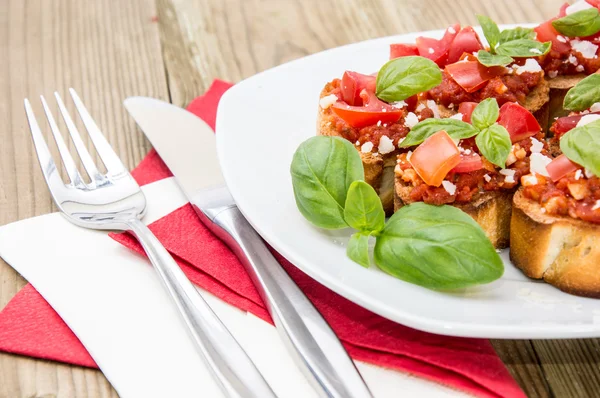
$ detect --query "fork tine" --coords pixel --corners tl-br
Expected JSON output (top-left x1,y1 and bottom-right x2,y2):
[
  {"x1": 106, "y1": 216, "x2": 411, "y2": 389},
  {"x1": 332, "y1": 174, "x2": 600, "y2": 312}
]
[
  {"x1": 54, "y1": 92, "x2": 104, "y2": 184},
  {"x1": 24, "y1": 99, "x2": 65, "y2": 190},
  {"x1": 40, "y1": 95, "x2": 85, "y2": 187},
  {"x1": 69, "y1": 88, "x2": 126, "y2": 176}
]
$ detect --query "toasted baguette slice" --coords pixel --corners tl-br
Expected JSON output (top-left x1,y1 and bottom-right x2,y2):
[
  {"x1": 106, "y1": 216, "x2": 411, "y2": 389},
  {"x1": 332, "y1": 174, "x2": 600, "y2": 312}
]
[
  {"x1": 510, "y1": 188, "x2": 600, "y2": 298},
  {"x1": 394, "y1": 176, "x2": 513, "y2": 249}
]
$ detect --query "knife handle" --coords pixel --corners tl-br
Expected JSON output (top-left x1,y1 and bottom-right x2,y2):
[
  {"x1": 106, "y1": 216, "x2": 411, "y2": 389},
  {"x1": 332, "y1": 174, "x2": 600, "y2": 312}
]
[
  {"x1": 127, "y1": 218, "x2": 276, "y2": 398},
  {"x1": 203, "y1": 206, "x2": 373, "y2": 398}
]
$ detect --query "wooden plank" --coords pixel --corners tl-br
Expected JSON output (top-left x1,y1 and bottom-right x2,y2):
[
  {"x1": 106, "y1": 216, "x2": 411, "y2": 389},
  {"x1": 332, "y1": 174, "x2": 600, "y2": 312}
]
[{"x1": 0, "y1": 0, "x2": 169, "y2": 395}]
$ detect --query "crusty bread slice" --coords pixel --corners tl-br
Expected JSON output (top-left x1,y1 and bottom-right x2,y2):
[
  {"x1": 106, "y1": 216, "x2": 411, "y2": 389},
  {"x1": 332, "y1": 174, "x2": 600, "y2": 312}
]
[
  {"x1": 510, "y1": 188, "x2": 600, "y2": 298},
  {"x1": 394, "y1": 175, "x2": 513, "y2": 249}
]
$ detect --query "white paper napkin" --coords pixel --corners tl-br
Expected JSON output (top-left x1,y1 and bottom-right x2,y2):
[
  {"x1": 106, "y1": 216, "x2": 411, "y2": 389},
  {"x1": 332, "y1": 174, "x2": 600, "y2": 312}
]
[{"x1": 0, "y1": 177, "x2": 466, "y2": 397}]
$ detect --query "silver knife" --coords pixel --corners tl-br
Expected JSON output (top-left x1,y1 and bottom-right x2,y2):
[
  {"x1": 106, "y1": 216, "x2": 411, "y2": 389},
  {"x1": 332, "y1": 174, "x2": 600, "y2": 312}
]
[{"x1": 124, "y1": 97, "x2": 373, "y2": 398}]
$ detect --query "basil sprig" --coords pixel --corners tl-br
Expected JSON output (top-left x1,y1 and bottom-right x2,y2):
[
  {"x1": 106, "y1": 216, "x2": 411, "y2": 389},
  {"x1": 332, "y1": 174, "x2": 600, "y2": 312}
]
[
  {"x1": 553, "y1": 8, "x2": 600, "y2": 38},
  {"x1": 560, "y1": 119, "x2": 600, "y2": 177},
  {"x1": 376, "y1": 56, "x2": 442, "y2": 102},
  {"x1": 563, "y1": 74, "x2": 600, "y2": 111},
  {"x1": 476, "y1": 15, "x2": 550, "y2": 66},
  {"x1": 290, "y1": 135, "x2": 504, "y2": 289},
  {"x1": 374, "y1": 203, "x2": 504, "y2": 290},
  {"x1": 401, "y1": 98, "x2": 512, "y2": 168}
]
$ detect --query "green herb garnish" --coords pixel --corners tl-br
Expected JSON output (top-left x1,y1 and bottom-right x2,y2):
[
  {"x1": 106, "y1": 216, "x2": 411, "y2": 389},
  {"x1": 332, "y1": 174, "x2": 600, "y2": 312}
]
[{"x1": 376, "y1": 56, "x2": 442, "y2": 102}]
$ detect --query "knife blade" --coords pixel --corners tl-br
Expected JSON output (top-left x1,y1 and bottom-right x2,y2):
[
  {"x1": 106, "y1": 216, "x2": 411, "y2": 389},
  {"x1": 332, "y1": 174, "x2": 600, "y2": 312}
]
[{"x1": 124, "y1": 97, "x2": 373, "y2": 398}]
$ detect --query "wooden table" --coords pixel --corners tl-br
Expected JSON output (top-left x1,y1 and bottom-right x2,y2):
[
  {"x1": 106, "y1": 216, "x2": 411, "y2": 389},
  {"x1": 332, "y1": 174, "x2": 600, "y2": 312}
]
[{"x1": 2, "y1": 0, "x2": 599, "y2": 396}]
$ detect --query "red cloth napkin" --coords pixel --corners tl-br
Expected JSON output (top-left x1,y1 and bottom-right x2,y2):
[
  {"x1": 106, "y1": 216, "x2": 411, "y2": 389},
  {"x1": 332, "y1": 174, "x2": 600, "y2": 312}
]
[{"x1": 0, "y1": 80, "x2": 524, "y2": 398}]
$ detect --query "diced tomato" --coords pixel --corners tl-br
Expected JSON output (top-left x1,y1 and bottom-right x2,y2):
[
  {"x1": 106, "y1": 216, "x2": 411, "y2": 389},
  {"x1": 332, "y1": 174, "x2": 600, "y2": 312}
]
[
  {"x1": 546, "y1": 154, "x2": 581, "y2": 182},
  {"x1": 332, "y1": 90, "x2": 402, "y2": 128},
  {"x1": 551, "y1": 112, "x2": 600, "y2": 137},
  {"x1": 586, "y1": 0, "x2": 600, "y2": 8},
  {"x1": 390, "y1": 43, "x2": 419, "y2": 59},
  {"x1": 445, "y1": 61, "x2": 502, "y2": 93},
  {"x1": 558, "y1": 2, "x2": 570, "y2": 17},
  {"x1": 576, "y1": 203, "x2": 600, "y2": 223},
  {"x1": 497, "y1": 102, "x2": 541, "y2": 143},
  {"x1": 409, "y1": 130, "x2": 461, "y2": 186},
  {"x1": 458, "y1": 102, "x2": 478, "y2": 123},
  {"x1": 447, "y1": 27, "x2": 484, "y2": 64},
  {"x1": 405, "y1": 95, "x2": 418, "y2": 111},
  {"x1": 416, "y1": 24, "x2": 460, "y2": 67},
  {"x1": 341, "y1": 71, "x2": 377, "y2": 106},
  {"x1": 534, "y1": 20, "x2": 571, "y2": 53},
  {"x1": 451, "y1": 153, "x2": 484, "y2": 173}
]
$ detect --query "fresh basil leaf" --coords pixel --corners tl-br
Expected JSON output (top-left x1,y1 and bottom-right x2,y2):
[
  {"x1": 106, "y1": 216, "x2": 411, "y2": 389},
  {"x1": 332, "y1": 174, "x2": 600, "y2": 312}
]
[
  {"x1": 376, "y1": 56, "x2": 442, "y2": 102},
  {"x1": 553, "y1": 8, "x2": 600, "y2": 38},
  {"x1": 347, "y1": 232, "x2": 371, "y2": 268},
  {"x1": 477, "y1": 50, "x2": 514, "y2": 67},
  {"x1": 290, "y1": 136, "x2": 363, "y2": 229},
  {"x1": 400, "y1": 119, "x2": 479, "y2": 147},
  {"x1": 498, "y1": 27, "x2": 535, "y2": 44},
  {"x1": 477, "y1": 15, "x2": 500, "y2": 50},
  {"x1": 344, "y1": 180, "x2": 385, "y2": 233},
  {"x1": 471, "y1": 98, "x2": 499, "y2": 130},
  {"x1": 373, "y1": 202, "x2": 504, "y2": 290},
  {"x1": 475, "y1": 124, "x2": 512, "y2": 168},
  {"x1": 560, "y1": 119, "x2": 600, "y2": 177},
  {"x1": 563, "y1": 74, "x2": 600, "y2": 111},
  {"x1": 496, "y1": 39, "x2": 551, "y2": 57}
]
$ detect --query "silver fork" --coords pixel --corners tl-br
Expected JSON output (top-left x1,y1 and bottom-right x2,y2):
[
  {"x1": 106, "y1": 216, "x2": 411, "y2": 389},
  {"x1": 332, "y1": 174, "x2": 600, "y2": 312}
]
[{"x1": 24, "y1": 89, "x2": 276, "y2": 398}]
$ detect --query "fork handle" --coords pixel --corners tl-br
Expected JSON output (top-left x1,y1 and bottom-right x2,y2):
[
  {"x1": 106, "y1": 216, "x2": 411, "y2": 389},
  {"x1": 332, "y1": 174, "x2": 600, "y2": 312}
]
[
  {"x1": 204, "y1": 207, "x2": 373, "y2": 398},
  {"x1": 127, "y1": 218, "x2": 276, "y2": 398}
]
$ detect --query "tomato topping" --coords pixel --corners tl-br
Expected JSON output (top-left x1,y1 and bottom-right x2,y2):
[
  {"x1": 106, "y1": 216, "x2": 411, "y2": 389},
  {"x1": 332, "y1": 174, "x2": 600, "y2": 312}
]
[
  {"x1": 534, "y1": 20, "x2": 571, "y2": 53},
  {"x1": 451, "y1": 153, "x2": 484, "y2": 173},
  {"x1": 341, "y1": 71, "x2": 377, "y2": 106},
  {"x1": 459, "y1": 52, "x2": 479, "y2": 62},
  {"x1": 332, "y1": 90, "x2": 402, "y2": 128},
  {"x1": 586, "y1": 0, "x2": 600, "y2": 8},
  {"x1": 558, "y1": 2, "x2": 569, "y2": 17},
  {"x1": 576, "y1": 204, "x2": 600, "y2": 223},
  {"x1": 409, "y1": 130, "x2": 461, "y2": 186},
  {"x1": 416, "y1": 24, "x2": 460, "y2": 67},
  {"x1": 390, "y1": 43, "x2": 419, "y2": 59},
  {"x1": 551, "y1": 112, "x2": 600, "y2": 137},
  {"x1": 405, "y1": 95, "x2": 418, "y2": 111},
  {"x1": 445, "y1": 61, "x2": 502, "y2": 93},
  {"x1": 447, "y1": 27, "x2": 484, "y2": 65},
  {"x1": 497, "y1": 102, "x2": 541, "y2": 143},
  {"x1": 457, "y1": 102, "x2": 478, "y2": 123},
  {"x1": 546, "y1": 154, "x2": 581, "y2": 182}
]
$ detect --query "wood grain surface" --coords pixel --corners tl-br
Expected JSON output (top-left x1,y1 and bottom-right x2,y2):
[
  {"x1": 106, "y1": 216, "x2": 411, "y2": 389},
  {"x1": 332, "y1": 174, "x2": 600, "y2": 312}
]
[{"x1": 1, "y1": 0, "x2": 598, "y2": 397}]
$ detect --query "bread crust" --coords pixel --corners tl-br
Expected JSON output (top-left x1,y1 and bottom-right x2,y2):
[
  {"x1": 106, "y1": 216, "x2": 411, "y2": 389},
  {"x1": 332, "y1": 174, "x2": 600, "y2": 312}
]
[
  {"x1": 510, "y1": 188, "x2": 600, "y2": 298},
  {"x1": 394, "y1": 175, "x2": 513, "y2": 249}
]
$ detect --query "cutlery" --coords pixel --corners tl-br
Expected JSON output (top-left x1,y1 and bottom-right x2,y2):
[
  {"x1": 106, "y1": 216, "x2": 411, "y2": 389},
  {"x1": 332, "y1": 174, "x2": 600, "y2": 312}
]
[
  {"x1": 124, "y1": 97, "x2": 374, "y2": 398},
  {"x1": 24, "y1": 89, "x2": 276, "y2": 398}
]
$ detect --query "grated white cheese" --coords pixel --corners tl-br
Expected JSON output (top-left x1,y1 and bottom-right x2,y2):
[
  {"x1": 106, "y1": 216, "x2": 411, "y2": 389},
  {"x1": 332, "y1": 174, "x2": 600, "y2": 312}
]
[
  {"x1": 391, "y1": 100, "x2": 407, "y2": 108},
  {"x1": 576, "y1": 114, "x2": 600, "y2": 127},
  {"x1": 319, "y1": 94, "x2": 338, "y2": 109},
  {"x1": 575, "y1": 169, "x2": 583, "y2": 180},
  {"x1": 377, "y1": 120, "x2": 382, "y2": 126},
  {"x1": 426, "y1": 100, "x2": 441, "y2": 118},
  {"x1": 500, "y1": 169, "x2": 516, "y2": 177},
  {"x1": 541, "y1": 207, "x2": 546, "y2": 213},
  {"x1": 378, "y1": 135, "x2": 395, "y2": 154},
  {"x1": 516, "y1": 58, "x2": 542, "y2": 75},
  {"x1": 571, "y1": 39, "x2": 598, "y2": 59},
  {"x1": 484, "y1": 174, "x2": 491, "y2": 182},
  {"x1": 428, "y1": 47, "x2": 435, "y2": 54},
  {"x1": 585, "y1": 168, "x2": 595, "y2": 178},
  {"x1": 449, "y1": 113, "x2": 464, "y2": 120},
  {"x1": 530, "y1": 137, "x2": 544, "y2": 153},
  {"x1": 416, "y1": 103, "x2": 426, "y2": 112},
  {"x1": 566, "y1": 0, "x2": 594, "y2": 15},
  {"x1": 464, "y1": 149, "x2": 471, "y2": 155},
  {"x1": 407, "y1": 151, "x2": 413, "y2": 161},
  {"x1": 529, "y1": 48, "x2": 542, "y2": 55},
  {"x1": 592, "y1": 200, "x2": 600, "y2": 211},
  {"x1": 355, "y1": 140, "x2": 360, "y2": 145},
  {"x1": 447, "y1": 26, "x2": 456, "y2": 34},
  {"x1": 568, "y1": 54, "x2": 578, "y2": 65},
  {"x1": 590, "y1": 102, "x2": 600, "y2": 112},
  {"x1": 360, "y1": 142, "x2": 374, "y2": 153},
  {"x1": 448, "y1": 103, "x2": 455, "y2": 109},
  {"x1": 530, "y1": 153, "x2": 552, "y2": 176},
  {"x1": 576, "y1": 64, "x2": 585, "y2": 72},
  {"x1": 548, "y1": 70, "x2": 558, "y2": 78},
  {"x1": 442, "y1": 180, "x2": 457, "y2": 195},
  {"x1": 557, "y1": 35, "x2": 568, "y2": 43},
  {"x1": 404, "y1": 112, "x2": 419, "y2": 128},
  {"x1": 521, "y1": 173, "x2": 538, "y2": 186}
]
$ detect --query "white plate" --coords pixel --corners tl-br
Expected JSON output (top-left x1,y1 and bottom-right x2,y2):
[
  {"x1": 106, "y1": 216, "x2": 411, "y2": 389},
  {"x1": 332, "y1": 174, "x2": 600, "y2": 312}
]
[{"x1": 216, "y1": 26, "x2": 600, "y2": 339}]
